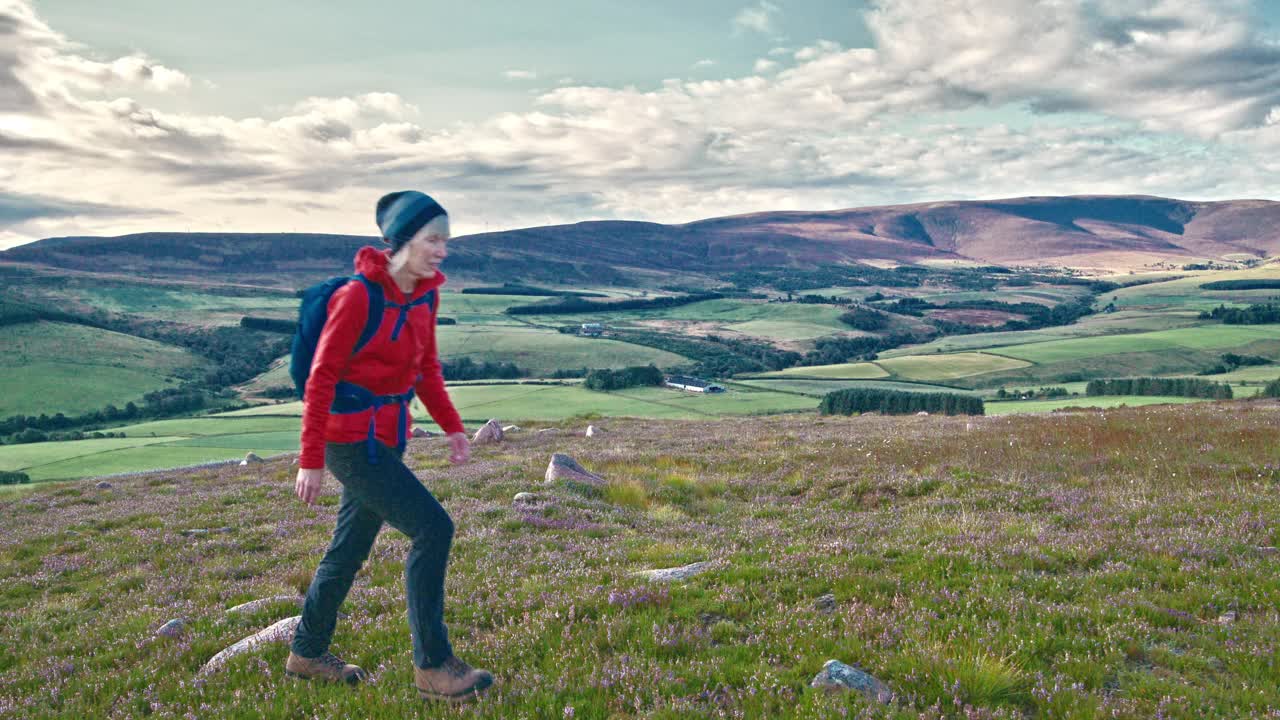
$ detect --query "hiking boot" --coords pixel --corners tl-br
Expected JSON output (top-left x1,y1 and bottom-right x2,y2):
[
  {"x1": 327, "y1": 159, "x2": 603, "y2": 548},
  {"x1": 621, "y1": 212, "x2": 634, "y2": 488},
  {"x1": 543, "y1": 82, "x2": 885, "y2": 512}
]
[
  {"x1": 414, "y1": 656, "x2": 494, "y2": 702},
  {"x1": 285, "y1": 651, "x2": 368, "y2": 685}
]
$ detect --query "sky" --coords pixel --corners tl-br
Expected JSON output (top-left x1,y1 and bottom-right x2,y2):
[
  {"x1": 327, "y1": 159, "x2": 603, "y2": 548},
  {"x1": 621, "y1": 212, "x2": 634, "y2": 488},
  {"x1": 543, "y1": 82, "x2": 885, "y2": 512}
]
[{"x1": 1, "y1": 0, "x2": 1279, "y2": 248}]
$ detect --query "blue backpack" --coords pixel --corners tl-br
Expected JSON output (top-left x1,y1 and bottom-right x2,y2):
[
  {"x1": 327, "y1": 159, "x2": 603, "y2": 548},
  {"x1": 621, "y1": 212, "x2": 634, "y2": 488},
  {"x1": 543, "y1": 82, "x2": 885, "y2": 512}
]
[{"x1": 289, "y1": 274, "x2": 437, "y2": 463}]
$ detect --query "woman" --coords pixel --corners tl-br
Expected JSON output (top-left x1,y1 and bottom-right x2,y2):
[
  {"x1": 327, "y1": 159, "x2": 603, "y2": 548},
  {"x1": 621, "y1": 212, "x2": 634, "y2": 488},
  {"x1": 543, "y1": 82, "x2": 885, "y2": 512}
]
[{"x1": 287, "y1": 190, "x2": 493, "y2": 703}]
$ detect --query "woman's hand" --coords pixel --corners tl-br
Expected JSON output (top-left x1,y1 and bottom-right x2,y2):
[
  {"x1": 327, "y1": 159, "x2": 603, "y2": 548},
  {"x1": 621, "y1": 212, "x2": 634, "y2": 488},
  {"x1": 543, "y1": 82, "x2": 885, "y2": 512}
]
[
  {"x1": 295, "y1": 467, "x2": 326, "y2": 506},
  {"x1": 446, "y1": 432, "x2": 470, "y2": 465}
]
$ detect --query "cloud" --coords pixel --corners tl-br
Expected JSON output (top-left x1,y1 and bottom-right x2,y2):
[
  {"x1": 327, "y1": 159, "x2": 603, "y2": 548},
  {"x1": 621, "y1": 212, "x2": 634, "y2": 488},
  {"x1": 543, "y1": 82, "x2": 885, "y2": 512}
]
[
  {"x1": 692, "y1": 59, "x2": 716, "y2": 68},
  {"x1": 0, "y1": 190, "x2": 161, "y2": 223},
  {"x1": 502, "y1": 69, "x2": 537, "y2": 80},
  {"x1": 0, "y1": 0, "x2": 1278, "y2": 248},
  {"x1": 732, "y1": 1, "x2": 781, "y2": 35}
]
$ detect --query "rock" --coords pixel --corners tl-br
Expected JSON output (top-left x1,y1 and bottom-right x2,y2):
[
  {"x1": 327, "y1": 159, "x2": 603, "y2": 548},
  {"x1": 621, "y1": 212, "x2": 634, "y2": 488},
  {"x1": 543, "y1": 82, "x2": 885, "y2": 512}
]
[
  {"x1": 502, "y1": 425, "x2": 522, "y2": 433},
  {"x1": 585, "y1": 425, "x2": 602, "y2": 437},
  {"x1": 916, "y1": 411, "x2": 929, "y2": 416},
  {"x1": 632, "y1": 561, "x2": 716, "y2": 582},
  {"x1": 513, "y1": 492, "x2": 540, "y2": 505},
  {"x1": 196, "y1": 616, "x2": 301, "y2": 680},
  {"x1": 545, "y1": 453, "x2": 605, "y2": 487},
  {"x1": 96, "y1": 481, "x2": 112, "y2": 490},
  {"x1": 1218, "y1": 610, "x2": 1238, "y2": 624},
  {"x1": 815, "y1": 593, "x2": 837, "y2": 613},
  {"x1": 227, "y1": 595, "x2": 303, "y2": 615},
  {"x1": 179, "y1": 526, "x2": 233, "y2": 537},
  {"x1": 472, "y1": 419, "x2": 504, "y2": 444},
  {"x1": 243, "y1": 452, "x2": 263, "y2": 464},
  {"x1": 155, "y1": 618, "x2": 186, "y2": 638},
  {"x1": 810, "y1": 659, "x2": 894, "y2": 704},
  {"x1": 1257, "y1": 546, "x2": 1278, "y2": 556},
  {"x1": 411, "y1": 427, "x2": 434, "y2": 439}
]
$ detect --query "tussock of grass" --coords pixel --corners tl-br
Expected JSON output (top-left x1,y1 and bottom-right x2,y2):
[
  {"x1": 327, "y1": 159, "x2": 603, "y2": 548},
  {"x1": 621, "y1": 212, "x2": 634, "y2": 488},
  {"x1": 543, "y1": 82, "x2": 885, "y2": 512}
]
[{"x1": 1, "y1": 404, "x2": 1279, "y2": 718}]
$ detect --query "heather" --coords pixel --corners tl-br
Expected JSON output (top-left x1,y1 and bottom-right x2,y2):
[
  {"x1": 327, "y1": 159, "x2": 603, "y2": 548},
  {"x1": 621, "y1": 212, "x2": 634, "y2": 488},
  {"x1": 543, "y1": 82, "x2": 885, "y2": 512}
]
[{"x1": 1, "y1": 403, "x2": 1278, "y2": 718}]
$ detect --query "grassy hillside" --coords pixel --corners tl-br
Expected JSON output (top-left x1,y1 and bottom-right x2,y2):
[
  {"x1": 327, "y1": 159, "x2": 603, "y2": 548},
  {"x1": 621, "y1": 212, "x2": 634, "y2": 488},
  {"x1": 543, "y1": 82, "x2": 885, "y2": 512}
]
[
  {"x1": 0, "y1": 321, "x2": 210, "y2": 416},
  {"x1": 2, "y1": 404, "x2": 1278, "y2": 718}
]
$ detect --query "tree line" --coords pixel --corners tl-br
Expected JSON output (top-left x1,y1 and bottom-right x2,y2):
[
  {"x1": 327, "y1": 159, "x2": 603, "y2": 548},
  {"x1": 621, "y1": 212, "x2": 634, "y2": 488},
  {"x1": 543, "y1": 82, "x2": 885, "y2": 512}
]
[
  {"x1": 820, "y1": 388, "x2": 984, "y2": 416},
  {"x1": 506, "y1": 293, "x2": 724, "y2": 316},
  {"x1": 583, "y1": 365, "x2": 664, "y2": 391},
  {"x1": 1085, "y1": 378, "x2": 1233, "y2": 399},
  {"x1": 1200, "y1": 304, "x2": 1280, "y2": 325}
]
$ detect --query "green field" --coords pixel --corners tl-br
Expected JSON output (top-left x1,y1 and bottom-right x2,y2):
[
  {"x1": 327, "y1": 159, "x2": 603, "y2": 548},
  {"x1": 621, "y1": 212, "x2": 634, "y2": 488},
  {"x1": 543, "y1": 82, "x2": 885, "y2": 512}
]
[
  {"x1": 0, "y1": 383, "x2": 816, "y2": 481},
  {"x1": 436, "y1": 325, "x2": 691, "y2": 374},
  {"x1": 985, "y1": 395, "x2": 1208, "y2": 415},
  {"x1": 735, "y1": 378, "x2": 974, "y2": 397},
  {"x1": 51, "y1": 283, "x2": 298, "y2": 325},
  {"x1": 0, "y1": 321, "x2": 210, "y2": 416},
  {"x1": 1107, "y1": 265, "x2": 1280, "y2": 310},
  {"x1": 992, "y1": 325, "x2": 1280, "y2": 364},
  {"x1": 438, "y1": 292, "x2": 537, "y2": 324},
  {"x1": 1195, "y1": 365, "x2": 1280, "y2": 383},
  {"x1": 874, "y1": 352, "x2": 1032, "y2": 381},
  {"x1": 754, "y1": 362, "x2": 890, "y2": 380}
]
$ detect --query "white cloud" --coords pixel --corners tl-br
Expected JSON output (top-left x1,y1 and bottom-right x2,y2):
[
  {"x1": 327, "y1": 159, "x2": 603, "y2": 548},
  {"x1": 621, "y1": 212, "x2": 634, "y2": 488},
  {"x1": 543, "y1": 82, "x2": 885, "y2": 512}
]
[
  {"x1": 502, "y1": 69, "x2": 537, "y2": 80},
  {"x1": 732, "y1": 1, "x2": 781, "y2": 35},
  {"x1": 0, "y1": 0, "x2": 1278, "y2": 247},
  {"x1": 692, "y1": 58, "x2": 716, "y2": 68},
  {"x1": 753, "y1": 59, "x2": 778, "y2": 73}
]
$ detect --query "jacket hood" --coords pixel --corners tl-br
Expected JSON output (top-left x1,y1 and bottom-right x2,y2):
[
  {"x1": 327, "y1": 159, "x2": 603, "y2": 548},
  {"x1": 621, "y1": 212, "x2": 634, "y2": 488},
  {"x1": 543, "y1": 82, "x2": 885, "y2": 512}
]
[{"x1": 353, "y1": 245, "x2": 446, "y2": 302}]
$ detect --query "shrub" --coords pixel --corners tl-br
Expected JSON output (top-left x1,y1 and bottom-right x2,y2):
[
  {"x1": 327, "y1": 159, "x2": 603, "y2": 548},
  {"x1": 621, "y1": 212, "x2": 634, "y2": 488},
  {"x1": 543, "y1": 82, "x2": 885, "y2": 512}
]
[
  {"x1": 1085, "y1": 378, "x2": 1232, "y2": 399},
  {"x1": 0, "y1": 471, "x2": 30, "y2": 485},
  {"x1": 584, "y1": 365, "x2": 664, "y2": 391},
  {"x1": 820, "y1": 388, "x2": 984, "y2": 416}
]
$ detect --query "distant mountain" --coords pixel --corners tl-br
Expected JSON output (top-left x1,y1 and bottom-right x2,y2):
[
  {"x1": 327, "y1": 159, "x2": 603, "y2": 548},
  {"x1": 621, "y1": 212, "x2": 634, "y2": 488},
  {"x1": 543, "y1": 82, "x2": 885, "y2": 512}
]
[{"x1": 5, "y1": 195, "x2": 1276, "y2": 285}]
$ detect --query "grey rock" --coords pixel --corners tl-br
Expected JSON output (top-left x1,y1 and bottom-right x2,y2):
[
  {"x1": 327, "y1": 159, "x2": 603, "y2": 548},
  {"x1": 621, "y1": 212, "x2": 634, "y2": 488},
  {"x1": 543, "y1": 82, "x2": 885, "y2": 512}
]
[
  {"x1": 155, "y1": 618, "x2": 186, "y2": 638},
  {"x1": 472, "y1": 419, "x2": 504, "y2": 444},
  {"x1": 810, "y1": 659, "x2": 894, "y2": 704},
  {"x1": 196, "y1": 616, "x2": 301, "y2": 680},
  {"x1": 227, "y1": 595, "x2": 302, "y2": 615},
  {"x1": 585, "y1": 425, "x2": 602, "y2": 437},
  {"x1": 502, "y1": 425, "x2": 522, "y2": 433},
  {"x1": 916, "y1": 411, "x2": 929, "y2": 416},
  {"x1": 96, "y1": 481, "x2": 112, "y2": 489},
  {"x1": 411, "y1": 427, "x2": 434, "y2": 439},
  {"x1": 632, "y1": 561, "x2": 716, "y2": 582},
  {"x1": 815, "y1": 593, "x2": 837, "y2": 613},
  {"x1": 513, "y1": 492, "x2": 540, "y2": 504},
  {"x1": 545, "y1": 453, "x2": 605, "y2": 487},
  {"x1": 1218, "y1": 610, "x2": 1238, "y2": 624},
  {"x1": 242, "y1": 452, "x2": 263, "y2": 464}
]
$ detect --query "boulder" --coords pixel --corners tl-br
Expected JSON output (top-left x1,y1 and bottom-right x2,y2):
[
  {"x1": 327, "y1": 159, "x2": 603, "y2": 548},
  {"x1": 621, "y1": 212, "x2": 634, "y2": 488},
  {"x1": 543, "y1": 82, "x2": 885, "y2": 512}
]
[
  {"x1": 196, "y1": 616, "x2": 301, "y2": 680},
  {"x1": 513, "y1": 492, "x2": 540, "y2": 505},
  {"x1": 585, "y1": 425, "x2": 602, "y2": 437},
  {"x1": 242, "y1": 452, "x2": 263, "y2": 464},
  {"x1": 502, "y1": 425, "x2": 522, "y2": 433},
  {"x1": 810, "y1": 659, "x2": 894, "y2": 704},
  {"x1": 95, "y1": 481, "x2": 112, "y2": 490},
  {"x1": 545, "y1": 453, "x2": 605, "y2": 487},
  {"x1": 155, "y1": 618, "x2": 186, "y2": 638},
  {"x1": 411, "y1": 427, "x2": 434, "y2": 439},
  {"x1": 632, "y1": 561, "x2": 715, "y2": 582},
  {"x1": 815, "y1": 593, "x2": 837, "y2": 613},
  {"x1": 472, "y1": 419, "x2": 504, "y2": 445},
  {"x1": 1218, "y1": 610, "x2": 1238, "y2": 625}
]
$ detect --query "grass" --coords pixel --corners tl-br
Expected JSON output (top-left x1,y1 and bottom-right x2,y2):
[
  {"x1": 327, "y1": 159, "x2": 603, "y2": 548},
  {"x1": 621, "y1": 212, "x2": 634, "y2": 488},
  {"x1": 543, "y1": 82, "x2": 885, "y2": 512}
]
[
  {"x1": 0, "y1": 321, "x2": 210, "y2": 416},
  {"x1": 873, "y1": 353, "x2": 1032, "y2": 381},
  {"x1": 1, "y1": 403, "x2": 1279, "y2": 718}
]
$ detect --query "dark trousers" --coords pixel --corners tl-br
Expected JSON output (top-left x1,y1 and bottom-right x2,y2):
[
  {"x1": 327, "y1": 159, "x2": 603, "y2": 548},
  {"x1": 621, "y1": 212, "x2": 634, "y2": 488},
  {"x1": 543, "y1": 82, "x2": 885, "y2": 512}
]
[{"x1": 291, "y1": 440, "x2": 455, "y2": 669}]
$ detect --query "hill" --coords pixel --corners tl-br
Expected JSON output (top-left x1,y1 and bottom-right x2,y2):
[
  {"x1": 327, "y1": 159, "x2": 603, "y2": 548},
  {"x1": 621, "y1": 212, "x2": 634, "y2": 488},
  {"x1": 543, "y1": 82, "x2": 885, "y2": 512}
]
[
  {"x1": 4, "y1": 196, "x2": 1276, "y2": 285},
  {"x1": 1, "y1": 406, "x2": 1278, "y2": 717}
]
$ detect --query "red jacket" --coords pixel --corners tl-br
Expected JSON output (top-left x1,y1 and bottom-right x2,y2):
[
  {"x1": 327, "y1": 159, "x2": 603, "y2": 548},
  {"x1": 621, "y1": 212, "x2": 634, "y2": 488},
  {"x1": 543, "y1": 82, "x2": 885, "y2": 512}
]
[{"x1": 299, "y1": 246, "x2": 464, "y2": 468}]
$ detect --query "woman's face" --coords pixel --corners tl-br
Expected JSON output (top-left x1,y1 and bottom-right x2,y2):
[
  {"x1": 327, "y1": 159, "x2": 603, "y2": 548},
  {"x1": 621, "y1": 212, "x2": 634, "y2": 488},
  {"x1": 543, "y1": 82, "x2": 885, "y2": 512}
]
[{"x1": 397, "y1": 216, "x2": 450, "y2": 279}]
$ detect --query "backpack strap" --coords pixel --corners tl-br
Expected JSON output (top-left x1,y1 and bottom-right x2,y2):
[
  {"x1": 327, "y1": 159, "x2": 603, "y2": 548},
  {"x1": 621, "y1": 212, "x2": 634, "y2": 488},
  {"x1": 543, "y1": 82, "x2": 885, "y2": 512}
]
[
  {"x1": 386, "y1": 288, "x2": 438, "y2": 342},
  {"x1": 331, "y1": 379, "x2": 420, "y2": 465},
  {"x1": 352, "y1": 274, "x2": 384, "y2": 354}
]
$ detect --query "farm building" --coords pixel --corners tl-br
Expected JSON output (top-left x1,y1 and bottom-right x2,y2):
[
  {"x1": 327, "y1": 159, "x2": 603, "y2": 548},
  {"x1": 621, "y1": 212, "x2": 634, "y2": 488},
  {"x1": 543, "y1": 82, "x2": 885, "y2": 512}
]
[
  {"x1": 665, "y1": 375, "x2": 725, "y2": 393},
  {"x1": 579, "y1": 323, "x2": 604, "y2": 337}
]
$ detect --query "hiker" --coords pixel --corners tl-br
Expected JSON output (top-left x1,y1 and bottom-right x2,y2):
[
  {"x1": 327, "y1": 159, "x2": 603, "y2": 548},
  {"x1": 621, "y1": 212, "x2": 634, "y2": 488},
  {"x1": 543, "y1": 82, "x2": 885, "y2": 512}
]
[{"x1": 287, "y1": 191, "x2": 493, "y2": 703}]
